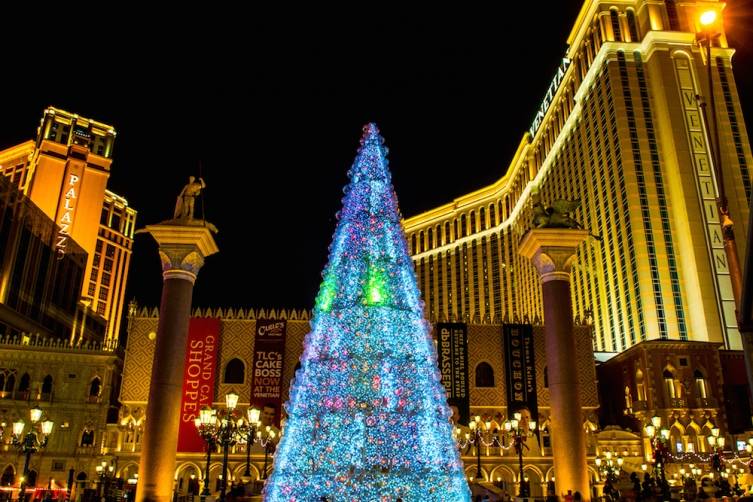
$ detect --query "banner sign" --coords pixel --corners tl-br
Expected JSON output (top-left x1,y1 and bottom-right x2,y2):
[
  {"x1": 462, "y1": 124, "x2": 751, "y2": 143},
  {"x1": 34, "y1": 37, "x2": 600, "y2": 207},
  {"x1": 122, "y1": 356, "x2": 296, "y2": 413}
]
[
  {"x1": 177, "y1": 317, "x2": 221, "y2": 452},
  {"x1": 251, "y1": 319, "x2": 287, "y2": 427},
  {"x1": 436, "y1": 323, "x2": 470, "y2": 426},
  {"x1": 503, "y1": 324, "x2": 538, "y2": 422}
]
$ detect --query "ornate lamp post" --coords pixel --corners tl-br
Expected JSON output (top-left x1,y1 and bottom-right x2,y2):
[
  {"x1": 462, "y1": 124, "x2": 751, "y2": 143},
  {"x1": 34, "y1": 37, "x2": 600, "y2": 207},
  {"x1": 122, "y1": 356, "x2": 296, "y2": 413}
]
[
  {"x1": 595, "y1": 451, "x2": 624, "y2": 483},
  {"x1": 504, "y1": 412, "x2": 537, "y2": 497},
  {"x1": 195, "y1": 407, "x2": 218, "y2": 498},
  {"x1": 242, "y1": 408, "x2": 261, "y2": 480},
  {"x1": 645, "y1": 416, "x2": 670, "y2": 501},
  {"x1": 260, "y1": 427, "x2": 277, "y2": 480},
  {"x1": 216, "y1": 391, "x2": 241, "y2": 502},
  {"x1": 707, "y1": 427, "x2": 725, "y2": 474},
  {"x1": 462, "y1": 416, "x2": 502, "y2": 483},
  {"x1": 95, "y1": 460, "x2": 115, "y2": 502},
  {"x1": 11, "y1": 407, "x2": 54, "y2": 502}
]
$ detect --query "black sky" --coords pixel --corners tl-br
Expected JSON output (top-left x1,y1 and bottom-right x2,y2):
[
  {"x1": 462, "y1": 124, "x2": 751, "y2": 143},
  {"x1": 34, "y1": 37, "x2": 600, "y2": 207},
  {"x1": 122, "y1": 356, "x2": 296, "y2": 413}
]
[{"x1": 2, "y1": 4, "x2": 753, "y2": 314}]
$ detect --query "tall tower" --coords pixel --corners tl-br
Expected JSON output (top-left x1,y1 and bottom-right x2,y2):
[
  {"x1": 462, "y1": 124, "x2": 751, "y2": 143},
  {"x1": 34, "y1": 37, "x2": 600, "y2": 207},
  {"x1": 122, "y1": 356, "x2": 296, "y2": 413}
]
[
  {"x1": 0, "y1": 107, "x2": 136, "y2": 342},
  {"x1": 403, "y1": 0, "x2": 752, "y2": 352}
]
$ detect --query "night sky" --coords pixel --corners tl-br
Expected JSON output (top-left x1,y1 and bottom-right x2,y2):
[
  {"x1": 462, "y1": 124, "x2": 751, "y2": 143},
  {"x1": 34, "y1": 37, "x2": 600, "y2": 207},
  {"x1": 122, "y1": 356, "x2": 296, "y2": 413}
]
[{"x1": 2, "y1": 4, "x2": 753, "y2": 313}]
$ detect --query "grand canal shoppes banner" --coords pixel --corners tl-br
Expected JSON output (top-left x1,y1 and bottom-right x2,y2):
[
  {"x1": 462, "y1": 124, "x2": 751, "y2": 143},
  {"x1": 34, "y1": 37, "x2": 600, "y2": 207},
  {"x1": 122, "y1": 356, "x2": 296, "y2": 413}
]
[{"x1": 177, "y1": 318, "x2": 221, "y2": 452}]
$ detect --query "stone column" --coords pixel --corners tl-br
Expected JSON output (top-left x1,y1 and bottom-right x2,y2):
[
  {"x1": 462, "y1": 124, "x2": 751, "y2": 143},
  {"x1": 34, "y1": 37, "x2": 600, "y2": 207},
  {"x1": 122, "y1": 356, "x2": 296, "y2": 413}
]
[
  {"x1": 519, "y1": 228, "x2": 590, "y2": 501},
  {"x1": 135, "y1": 222, "x2": 218, "y2": 502}
]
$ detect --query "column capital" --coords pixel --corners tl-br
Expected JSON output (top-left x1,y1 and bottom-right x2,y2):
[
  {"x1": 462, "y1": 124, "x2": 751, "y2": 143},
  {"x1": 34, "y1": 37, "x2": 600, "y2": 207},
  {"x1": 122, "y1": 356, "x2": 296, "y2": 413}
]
[
  {"x1": 137, "y1": 222, "x2": 219, "y2": 283},
  {"x1": 519, "y1": 228, "x2": 589, "y2": 283}
]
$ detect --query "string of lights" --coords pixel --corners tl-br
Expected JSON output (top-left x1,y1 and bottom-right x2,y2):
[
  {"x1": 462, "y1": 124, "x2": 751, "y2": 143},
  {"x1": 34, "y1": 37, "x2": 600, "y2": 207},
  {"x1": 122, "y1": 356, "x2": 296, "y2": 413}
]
[{"x1": 263, "y1": 124, "x2": 470, "y2": 501}]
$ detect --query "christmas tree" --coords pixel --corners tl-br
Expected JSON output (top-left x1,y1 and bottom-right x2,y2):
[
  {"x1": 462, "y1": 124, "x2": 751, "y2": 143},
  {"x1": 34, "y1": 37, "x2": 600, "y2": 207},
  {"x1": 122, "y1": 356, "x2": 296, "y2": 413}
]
[{"x1": 264, "y1": 124, "x2": 470, "y2": 501}]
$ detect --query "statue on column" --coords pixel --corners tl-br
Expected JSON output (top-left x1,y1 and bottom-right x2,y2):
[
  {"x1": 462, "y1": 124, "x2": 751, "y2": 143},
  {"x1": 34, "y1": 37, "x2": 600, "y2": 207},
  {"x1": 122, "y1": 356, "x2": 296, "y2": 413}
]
[
  {"x1": 532, "y1": 196, "x2": 602, "y2": 240},
  {"x1": 174, "y1": 176, "x2": 206, "y2": 220}
]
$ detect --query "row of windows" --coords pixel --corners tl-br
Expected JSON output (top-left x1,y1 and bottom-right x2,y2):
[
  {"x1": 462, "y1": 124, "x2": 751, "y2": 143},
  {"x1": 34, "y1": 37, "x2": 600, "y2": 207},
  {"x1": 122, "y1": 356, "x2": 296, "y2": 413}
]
[{"x1": 0, "y1": 371, "x2": 101, "y2": 400}]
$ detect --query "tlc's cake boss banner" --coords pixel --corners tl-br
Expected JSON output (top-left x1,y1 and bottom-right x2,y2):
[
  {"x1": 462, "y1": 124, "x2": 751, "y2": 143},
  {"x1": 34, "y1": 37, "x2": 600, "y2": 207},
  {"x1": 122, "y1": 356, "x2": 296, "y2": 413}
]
[{"x1": 251, "y1": 319, "x2": 287, "y2": 426}]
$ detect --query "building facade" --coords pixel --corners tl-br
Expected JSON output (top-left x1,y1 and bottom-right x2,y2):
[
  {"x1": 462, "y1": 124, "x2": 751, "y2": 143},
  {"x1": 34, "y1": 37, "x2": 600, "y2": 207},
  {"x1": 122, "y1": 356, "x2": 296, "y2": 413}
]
[
  {"x1": 0, "y1": 107, "x2": 136, "y2": 342},
  {"x1": 106, "y1": 306, "x2": 600, "y2": 498},
  {"x1": 403, "y1": 0, "x2": 753, "y2": 353},
  {"x1": 0, "y1": 335, "x2": 122, "y2": 500},
  {"x1": 597, "y1": 340, "x2": 753, "y2": 479}
]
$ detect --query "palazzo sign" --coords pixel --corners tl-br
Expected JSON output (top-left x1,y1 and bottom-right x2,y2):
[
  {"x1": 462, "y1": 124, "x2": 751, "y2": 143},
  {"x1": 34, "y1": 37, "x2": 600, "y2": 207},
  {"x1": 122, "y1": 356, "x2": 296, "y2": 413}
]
[
  {"x1": 177, "y1": 317, "x2": 220, "y2": 452},
  {"x1": 55, "y1": 164, "x2": 84, "y2": 257},
  {"x1": 529, "y1": 57, "x2": 571, "y2": 138},
  {"x1": 251, "y1": 319, "x2": 287, "y2": 426},
  {"x1": 436, "y1": 323, "x2": 470, "y2": 425},
  {"x1": 503, "y1": 324, "x2": 538, "y2": 421}
]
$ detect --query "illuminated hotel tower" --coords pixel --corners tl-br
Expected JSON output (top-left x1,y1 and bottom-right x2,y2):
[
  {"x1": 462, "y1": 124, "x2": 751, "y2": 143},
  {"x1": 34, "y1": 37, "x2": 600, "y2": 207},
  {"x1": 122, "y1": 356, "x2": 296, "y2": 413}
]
[
  {"x1": 0, "y1": 107, "x2": 136, "y2": 342},
  {"x1": 404, "y1": 0, "x2": 752, "y2": 352}
]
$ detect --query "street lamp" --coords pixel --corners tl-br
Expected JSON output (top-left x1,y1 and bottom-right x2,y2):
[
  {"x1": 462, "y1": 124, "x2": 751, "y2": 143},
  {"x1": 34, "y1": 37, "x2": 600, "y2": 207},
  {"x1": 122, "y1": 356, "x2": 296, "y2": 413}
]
[
  {"x1": 595, "y1": 451, "x2": 624, "y2": 483},
  {"x1": 707, "y1": 428, "x2": 725, "y2": 474},
  {"x1": 464, "y1": 416, "x2": 502, "y2": 483},
  {"x1": 195, "y1": 407, "x2": 218, "y2": 498},
  {"x1": 260, "y1": 426, "x2": 277, "y2": 481},
  {"x1": 11, "y1": 407, "x2": 54, "y2": 502},
  {"x1": 504, "y1": 412, "x2": 537, "y2": 498},
  {"x1": 95, "y1": 460, "x2": 116, "y2": 502},
  {"x1": 644, "y1": 416, "x2": 670, "y2": 501},
  {"x1": 243, "y1": 407, "x2": 261, "y2": 480}
]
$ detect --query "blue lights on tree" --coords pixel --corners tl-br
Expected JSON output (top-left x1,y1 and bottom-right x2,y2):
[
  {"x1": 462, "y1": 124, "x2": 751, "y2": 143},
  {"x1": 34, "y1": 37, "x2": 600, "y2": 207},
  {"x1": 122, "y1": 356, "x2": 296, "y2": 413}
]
[{"x1": 264, "y1": 124, "x2": 470, "y2": 501}]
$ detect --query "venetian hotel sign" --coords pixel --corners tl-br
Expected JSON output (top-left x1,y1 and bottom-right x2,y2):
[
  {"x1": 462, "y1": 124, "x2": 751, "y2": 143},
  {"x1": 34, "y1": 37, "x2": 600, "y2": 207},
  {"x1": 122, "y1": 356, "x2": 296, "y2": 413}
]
[{"x1": 529, "y1": 57, "x2": 571, "y2": 138}]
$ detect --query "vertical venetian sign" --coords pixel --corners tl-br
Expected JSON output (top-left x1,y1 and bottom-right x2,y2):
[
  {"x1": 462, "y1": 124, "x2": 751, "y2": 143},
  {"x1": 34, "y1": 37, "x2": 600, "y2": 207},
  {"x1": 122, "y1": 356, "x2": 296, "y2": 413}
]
[
  {"x1": 436, "y1": 323, "x2": 470, "y2": 425},
  {"x1": 503, "y1": 324, "x2": 538, "y2": 420},
  {"x1": 251, "y1": 319, "x2": 287, "y2": 426},
  {"x1": 673, "y1": 55, "x2": 740, "y2": 349},
  {"x1": 55, "y1": 162, "x2": 85, "y2": 257},
  {"x1": 177, "y1": 317, "x2": 220, "y2": 452}
]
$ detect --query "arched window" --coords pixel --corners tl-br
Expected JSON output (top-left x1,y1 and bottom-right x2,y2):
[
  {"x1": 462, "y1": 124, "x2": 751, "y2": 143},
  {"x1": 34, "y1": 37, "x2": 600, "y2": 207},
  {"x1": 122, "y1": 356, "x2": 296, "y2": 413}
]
[
  {"x1": 4, "y1": 374, "x2": 14, "y2": 395},
  {"x1": 489, "y1": 204, "x2": 496, "y2": 227},
  {"x1": 444, "y1": 222, "x2": 451, "y2": 245},
  {"x1": 89, "y1": 377, "x2": 102, "y2": 397},
  {"x1": 694, "y1": 369, "x2": 707, "y2": 399},
  {"x1": 470, "y1": 211, "x2": 476, "y2": 234},
  {"x1": 223, "y1": 359, "x2": 245, "y2": 384},
  {"x1": 427, "y1": 228, "x2": 434, "y2": 250},
  {"x1": 18, "y1": 373, "x2": 30, "y2": 392},
  {"x1": 460, "y1": 215, "x2": 467, "y2": 238},
  {"x1": 636, "y1": 369, "x2": 646, "y2": 400},
  {"x1": 419, "y1": 231, "x2": 425, "y2": 253},
  {"x1": 1, "y1": 465, "x2": 14, "y2": 486},
  {"x1": 41, "y1": 375, "x2": 53, "y2": 395},
  {"x1": 81, "y1": 429, "x2": 95, "y2": 447},
  {"x1": 610, "y1": 9, "x2": 622, "y2": 41},
  {"x1": 475, "y1": 362, "x2": 495, "y2": 388},
  {"x1": 479, "y1": 207, "x2": 486, "y2": 231},
  {"x1": 627, "y1": 9, "x2": 639, "y2": 41},
  {"x1": 411, "y1": 234, "x2": 416, "y2": 254},
  {"x1": 663, "y1": 369, "x2": 676, "y2": 399},
  {"x1": 453, "y1": 220, "x2": 458, "y2": 241}
]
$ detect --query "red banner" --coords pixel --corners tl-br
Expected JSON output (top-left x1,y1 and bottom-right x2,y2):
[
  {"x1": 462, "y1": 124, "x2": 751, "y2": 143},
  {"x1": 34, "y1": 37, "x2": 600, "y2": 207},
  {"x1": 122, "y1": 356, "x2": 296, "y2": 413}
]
[
  {"x1": 177, "y1": 317, "x2": 220, "y2": 452},
  {"x1": 251, "y1": 319, "x2": 287, "y2": 427}
]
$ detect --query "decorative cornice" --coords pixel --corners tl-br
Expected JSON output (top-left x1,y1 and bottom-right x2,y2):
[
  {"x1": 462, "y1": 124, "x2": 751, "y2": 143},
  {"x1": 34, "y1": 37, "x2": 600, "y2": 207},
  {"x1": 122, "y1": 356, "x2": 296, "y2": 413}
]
[
  {"x1": 137, "y1": 223, "x2": 219, "y2": 283},
  {"x1": 519, "y1": 229, "x2": 589, "y2": 282}
]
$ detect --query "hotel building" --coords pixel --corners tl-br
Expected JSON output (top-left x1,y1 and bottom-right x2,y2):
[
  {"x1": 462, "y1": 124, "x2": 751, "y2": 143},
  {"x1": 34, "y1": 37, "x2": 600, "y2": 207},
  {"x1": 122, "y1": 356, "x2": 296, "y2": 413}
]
[
  {"x1": 404, "y1": 0, "x2": 753, "y2": 353},
  {"x1": 0, "y1": 107, "x2": 137, "y2": 342}
]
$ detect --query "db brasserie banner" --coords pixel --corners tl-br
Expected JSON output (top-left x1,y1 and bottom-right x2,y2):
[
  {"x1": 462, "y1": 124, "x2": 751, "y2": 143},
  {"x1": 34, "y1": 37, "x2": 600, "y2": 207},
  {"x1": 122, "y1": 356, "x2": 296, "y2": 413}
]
[
  {"x1": 436, "y1": 323, "x2": 470, "y2": 425},
  {"x1": 177, "y1": 317, "x2": 221, "y2": 452},
  {"x1": 251, "y1": 319, "x2": 287, "y2": 426}
]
